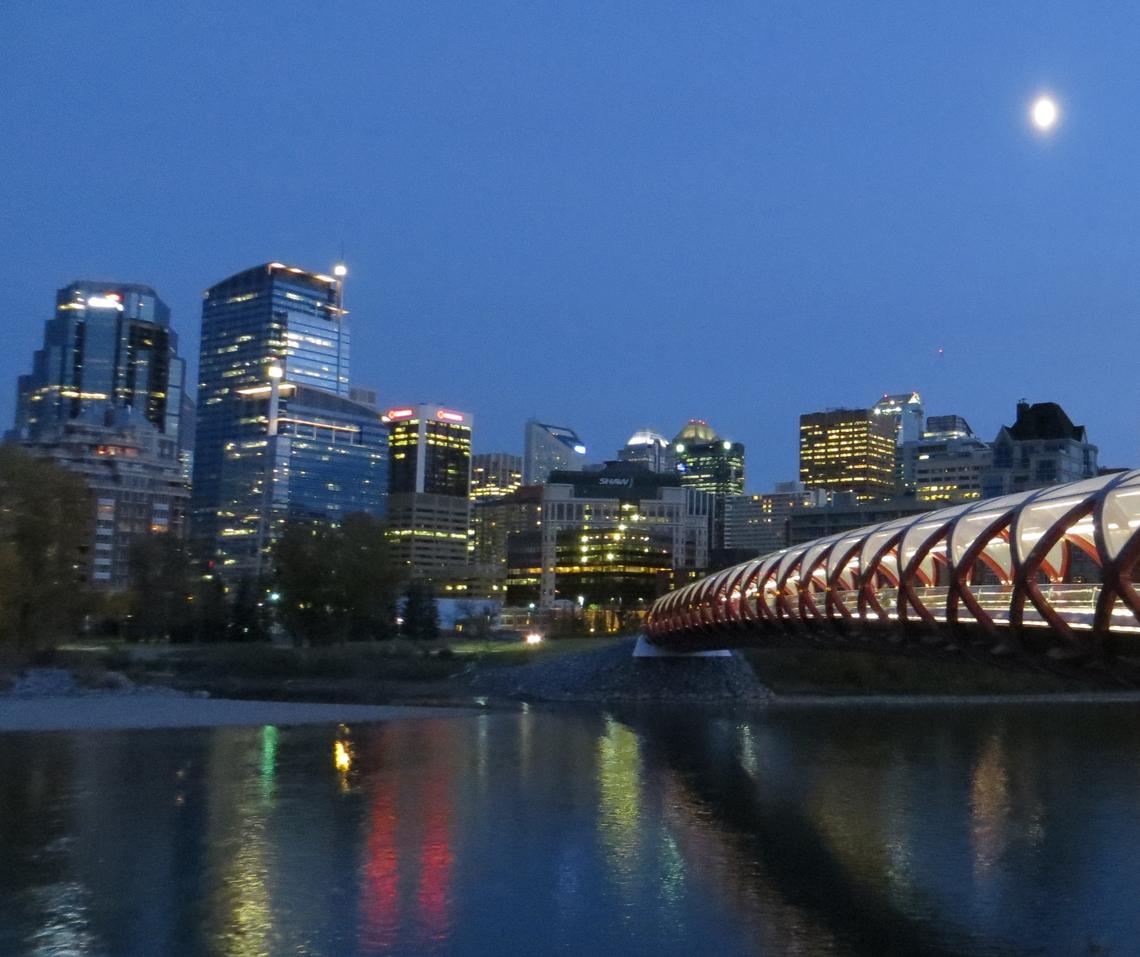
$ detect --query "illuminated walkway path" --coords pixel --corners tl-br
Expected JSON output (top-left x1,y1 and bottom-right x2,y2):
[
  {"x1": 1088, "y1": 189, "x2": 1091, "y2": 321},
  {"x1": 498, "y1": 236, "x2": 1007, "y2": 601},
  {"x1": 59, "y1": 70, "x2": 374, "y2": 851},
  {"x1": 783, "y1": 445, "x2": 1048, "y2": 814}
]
[{"x1": 646, "y1": 470, "x2": 1140, "y2": 659}]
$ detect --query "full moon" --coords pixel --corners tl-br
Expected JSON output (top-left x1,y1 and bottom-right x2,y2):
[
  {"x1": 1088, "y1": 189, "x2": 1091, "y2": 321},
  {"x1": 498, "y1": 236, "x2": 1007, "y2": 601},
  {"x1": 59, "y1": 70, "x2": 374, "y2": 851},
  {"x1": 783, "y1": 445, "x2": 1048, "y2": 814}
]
[{"x1": 1031, "y1": 95, "x2": 1059, "y2": 131}]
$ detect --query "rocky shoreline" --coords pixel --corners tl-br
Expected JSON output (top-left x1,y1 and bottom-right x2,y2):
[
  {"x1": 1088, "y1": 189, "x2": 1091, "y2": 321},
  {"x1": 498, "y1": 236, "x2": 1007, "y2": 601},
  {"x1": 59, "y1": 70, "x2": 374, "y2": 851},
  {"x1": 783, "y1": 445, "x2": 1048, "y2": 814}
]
[
  {"x1": 471, "y1": 638, "x2": 773, "y2": 703},
  {"x1": 3, "y1": 667, "x2": 202, "y2": 699}
]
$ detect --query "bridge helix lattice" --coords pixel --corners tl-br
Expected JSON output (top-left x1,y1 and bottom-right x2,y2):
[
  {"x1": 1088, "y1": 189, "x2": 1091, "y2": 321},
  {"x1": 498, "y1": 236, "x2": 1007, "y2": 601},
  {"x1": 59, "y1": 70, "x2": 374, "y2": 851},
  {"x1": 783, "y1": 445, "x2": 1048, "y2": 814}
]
[{"x1": 646, "y1": 469, "x2": 1140, "y2": 657}]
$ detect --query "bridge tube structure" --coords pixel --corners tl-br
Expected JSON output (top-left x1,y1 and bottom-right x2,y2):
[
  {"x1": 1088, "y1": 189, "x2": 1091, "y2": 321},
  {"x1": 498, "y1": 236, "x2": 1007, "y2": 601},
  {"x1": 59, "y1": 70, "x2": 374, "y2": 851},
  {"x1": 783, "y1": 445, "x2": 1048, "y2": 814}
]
[{"x1": 646, "y1": 469, "x2": 1140, "y2": 657}]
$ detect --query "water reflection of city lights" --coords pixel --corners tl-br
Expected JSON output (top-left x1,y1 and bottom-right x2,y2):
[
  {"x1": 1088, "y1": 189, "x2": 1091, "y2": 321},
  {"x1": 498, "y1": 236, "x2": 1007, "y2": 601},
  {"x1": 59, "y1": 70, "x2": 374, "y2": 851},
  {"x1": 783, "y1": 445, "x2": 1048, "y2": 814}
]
[{"x1": 335, "y1": 739, "x2": 353, "y2": 773}]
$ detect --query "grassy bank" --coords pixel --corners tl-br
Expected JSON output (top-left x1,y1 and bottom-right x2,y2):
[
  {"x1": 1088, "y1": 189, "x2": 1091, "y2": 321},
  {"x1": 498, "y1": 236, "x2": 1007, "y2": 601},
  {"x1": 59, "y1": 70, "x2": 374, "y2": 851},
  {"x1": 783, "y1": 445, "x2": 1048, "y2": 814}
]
[{"x1": 740, "y1": 645, "x2": 1088, "y2": 696}]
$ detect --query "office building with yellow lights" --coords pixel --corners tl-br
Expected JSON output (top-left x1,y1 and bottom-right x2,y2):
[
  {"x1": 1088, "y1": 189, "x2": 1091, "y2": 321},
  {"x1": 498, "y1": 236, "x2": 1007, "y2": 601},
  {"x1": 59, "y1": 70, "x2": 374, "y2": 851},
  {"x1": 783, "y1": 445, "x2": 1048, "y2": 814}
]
[
  {"x1": 899, "y1": 414, "x2": 992, "y2": 503},
  {"x1": 799, "y1": 408, "x2": 897, "y2": 501},
  {"x1": 471, "y1": 452, "x2": 522, "y2": 500},
  {"x1": 384, "y1": 404, "x2": 473, "y2": 581},
  {"x1": 504, "y1": 461, "x2": 712, "y2": 612}
]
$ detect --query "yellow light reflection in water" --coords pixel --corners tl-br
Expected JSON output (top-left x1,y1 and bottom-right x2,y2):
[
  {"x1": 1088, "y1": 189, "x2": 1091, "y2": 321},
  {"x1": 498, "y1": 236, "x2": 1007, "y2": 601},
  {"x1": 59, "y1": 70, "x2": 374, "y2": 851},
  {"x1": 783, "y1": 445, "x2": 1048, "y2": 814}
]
[
  {"x1": 209, "y1": 729, "x2": 273, "y2": 957},
  {"x1": 597, "y1": 718, "x2": 643, "y2": 889},
  {"x1": 335, "y1": 739, "x2": 352, "y2": 773},
  {"x1": 334, "y1": 726, "x2": 355, "y2": 793}
]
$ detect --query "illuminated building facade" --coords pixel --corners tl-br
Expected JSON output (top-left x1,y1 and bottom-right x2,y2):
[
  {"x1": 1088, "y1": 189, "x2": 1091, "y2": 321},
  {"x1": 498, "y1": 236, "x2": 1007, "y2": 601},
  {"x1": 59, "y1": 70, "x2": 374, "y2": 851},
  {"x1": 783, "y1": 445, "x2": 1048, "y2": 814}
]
[
  {"x1": 672, "y1": 419, "x2": 745, "y2": 551},
  {"x1": 191, "y1": 263, "x2": 378, "y2": 573},
  {"x1": 11, "y1": 281, "x2": 186, "y2": 447},
  {"x1": 470, "y1": 485, "x2": 543, "y2": 595},
  {"x1": 471, "y1": 452, "x2": 522, "y2": 500},
  {"x1": 872, "y1": 390, "x2": 924, "y2": 488},
  {"x1": 899, "y1": 415, "x2": 991, "y2": 504},
  {"x1": 384, "y1": 405, "x2": 473, "y2": 580},
  {"x1": 17, "y1": 418, "x2": 189, "y2": 588},
  {"x1": 799, "y1": 408, "x2": 897, "y2": 501},
  {"x1": 505, "y1": 462, "x2": 711, "y2": 609},
  {"x1": 872, "y1": 391, "x2": 925, "y2": 446},
  {"x1": 523, "y1": 420, "x2": 587, "y2": 485}
]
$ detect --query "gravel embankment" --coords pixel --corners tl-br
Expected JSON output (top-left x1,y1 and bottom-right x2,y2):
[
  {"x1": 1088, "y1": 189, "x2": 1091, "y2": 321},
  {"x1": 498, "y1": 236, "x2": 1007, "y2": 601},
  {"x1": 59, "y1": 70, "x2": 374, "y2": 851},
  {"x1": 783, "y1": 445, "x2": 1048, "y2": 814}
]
[{"x1": 472, "y1": 638, "x2": 772, "y2": 703}]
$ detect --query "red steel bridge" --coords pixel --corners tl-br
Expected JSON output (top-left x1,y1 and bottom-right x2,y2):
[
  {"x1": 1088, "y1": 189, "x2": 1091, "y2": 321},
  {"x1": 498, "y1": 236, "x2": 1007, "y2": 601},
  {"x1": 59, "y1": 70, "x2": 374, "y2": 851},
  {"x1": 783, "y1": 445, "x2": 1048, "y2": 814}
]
[{"x1": 646, "y1": 470, "x2": 1140, "y2": 660}]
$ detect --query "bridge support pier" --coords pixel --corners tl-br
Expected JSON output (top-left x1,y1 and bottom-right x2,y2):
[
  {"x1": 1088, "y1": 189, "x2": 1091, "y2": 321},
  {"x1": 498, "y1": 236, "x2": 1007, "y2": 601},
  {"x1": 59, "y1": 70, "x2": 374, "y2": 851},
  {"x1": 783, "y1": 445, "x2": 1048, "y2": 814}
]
[{"x1": 633, "y1": 635, "x2": 732, "y2": 658}]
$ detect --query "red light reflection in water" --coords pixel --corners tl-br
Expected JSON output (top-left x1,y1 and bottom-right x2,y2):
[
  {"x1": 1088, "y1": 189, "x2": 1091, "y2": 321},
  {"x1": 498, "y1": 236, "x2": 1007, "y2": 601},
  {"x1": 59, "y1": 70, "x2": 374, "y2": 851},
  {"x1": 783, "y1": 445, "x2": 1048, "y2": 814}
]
[
  {"x1": 416, "y1": 767, "x2": 454, "y2": 942},
  {"x1": 359, "y1": 724, "x2": 456, "y2": 954},
  {"x1": 360, "y1": 784, "x2": 399, "y2": 953}
]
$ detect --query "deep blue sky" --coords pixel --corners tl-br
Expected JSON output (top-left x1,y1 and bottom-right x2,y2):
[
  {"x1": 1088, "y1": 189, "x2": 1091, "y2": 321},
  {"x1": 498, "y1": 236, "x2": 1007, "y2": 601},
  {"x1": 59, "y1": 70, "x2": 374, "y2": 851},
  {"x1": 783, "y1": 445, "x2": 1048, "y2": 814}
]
[{"x1": 3, "y1": 2, "x2": 1137, "y2": 490}]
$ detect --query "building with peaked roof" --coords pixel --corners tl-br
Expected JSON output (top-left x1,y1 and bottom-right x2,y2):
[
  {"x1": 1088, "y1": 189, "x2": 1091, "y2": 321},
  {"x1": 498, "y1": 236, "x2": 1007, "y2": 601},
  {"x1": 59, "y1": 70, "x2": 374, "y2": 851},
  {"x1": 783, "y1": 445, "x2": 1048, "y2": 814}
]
[{"x1": 982, "y1": 400, "x2": 1098, "y2": 497}]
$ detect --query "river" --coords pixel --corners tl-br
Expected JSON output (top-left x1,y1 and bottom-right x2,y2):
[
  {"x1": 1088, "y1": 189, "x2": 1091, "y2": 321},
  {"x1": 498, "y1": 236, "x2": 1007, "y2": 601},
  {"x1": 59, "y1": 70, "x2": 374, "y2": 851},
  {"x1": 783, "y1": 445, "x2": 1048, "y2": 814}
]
[{"x1": 3, "y1": 701, "x2": 1139, "y2": 956}]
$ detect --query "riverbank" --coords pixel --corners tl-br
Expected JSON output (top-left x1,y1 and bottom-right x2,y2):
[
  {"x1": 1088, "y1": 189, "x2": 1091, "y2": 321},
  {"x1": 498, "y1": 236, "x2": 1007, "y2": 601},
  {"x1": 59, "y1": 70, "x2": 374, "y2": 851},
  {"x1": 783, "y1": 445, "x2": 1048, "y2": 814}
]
[
  {"x1": 0, "y1": 695, "x2": 468, "y2": 732},
  {"x1": 2, "y1": 634, "x2": 1125, "y2": 720}
]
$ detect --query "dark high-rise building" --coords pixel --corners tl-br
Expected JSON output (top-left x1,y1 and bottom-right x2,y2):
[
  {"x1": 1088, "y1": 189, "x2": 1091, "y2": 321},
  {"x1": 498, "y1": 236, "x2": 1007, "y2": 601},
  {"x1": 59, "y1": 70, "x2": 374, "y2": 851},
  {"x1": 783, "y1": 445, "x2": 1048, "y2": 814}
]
[
  {"x1": 671, "y1": 419, "x2": 745, "y2": 551},
  {"x1": 799, "y1": 408, "x2": 896, "y2": 501},
  {"x1": 191, "y1": 263, "x2": 386, "y2": 575},
  {"x1": 12, "y1": 281, "x2": 185, "y2": 444},
  {"x1": 384, "y1": 404, "x2": 473, "y2": 579},
  {"x1": 523, "y1": 419, "x2": 587, "y2": 485}
]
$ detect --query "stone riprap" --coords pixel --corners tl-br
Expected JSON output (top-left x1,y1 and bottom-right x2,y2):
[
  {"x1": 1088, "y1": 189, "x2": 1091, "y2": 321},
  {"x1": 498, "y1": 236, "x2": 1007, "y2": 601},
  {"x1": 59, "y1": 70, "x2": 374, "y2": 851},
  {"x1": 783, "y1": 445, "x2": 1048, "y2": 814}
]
[
  {"x1": 472, "y1": 637, "x2": 772, "y2": 703},
  {"x1": 4, "y1": 667, "x2": 189, "y2": 698}
]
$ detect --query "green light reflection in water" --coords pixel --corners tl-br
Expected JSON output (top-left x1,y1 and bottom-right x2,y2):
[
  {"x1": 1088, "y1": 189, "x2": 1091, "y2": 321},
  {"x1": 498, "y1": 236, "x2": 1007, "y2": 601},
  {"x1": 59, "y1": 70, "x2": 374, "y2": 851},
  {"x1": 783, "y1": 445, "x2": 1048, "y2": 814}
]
[{"x1": 260, "y1": 725, "x2": 278, "y2": 803}]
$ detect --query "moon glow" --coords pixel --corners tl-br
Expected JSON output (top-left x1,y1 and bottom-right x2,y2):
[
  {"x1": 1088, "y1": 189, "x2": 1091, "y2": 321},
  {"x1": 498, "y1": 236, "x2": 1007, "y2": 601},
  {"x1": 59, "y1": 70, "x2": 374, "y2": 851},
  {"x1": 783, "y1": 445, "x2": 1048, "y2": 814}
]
[{"x1": 1031, "y1": 95, "x2": 1059, "y2": 131}]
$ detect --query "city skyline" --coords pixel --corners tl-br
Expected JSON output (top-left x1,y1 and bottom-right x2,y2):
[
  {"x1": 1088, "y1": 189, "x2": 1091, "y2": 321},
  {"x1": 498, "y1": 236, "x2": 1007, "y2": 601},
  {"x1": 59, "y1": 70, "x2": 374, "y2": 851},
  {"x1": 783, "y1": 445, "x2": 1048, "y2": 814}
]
[{"x1": 3, "y1": 3, "x2": 1139, "y2": 491}]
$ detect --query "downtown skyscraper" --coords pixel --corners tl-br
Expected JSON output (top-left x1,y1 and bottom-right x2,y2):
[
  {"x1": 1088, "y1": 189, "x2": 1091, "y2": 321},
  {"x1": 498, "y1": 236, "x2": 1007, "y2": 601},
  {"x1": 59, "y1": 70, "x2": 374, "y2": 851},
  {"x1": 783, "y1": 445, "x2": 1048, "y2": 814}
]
[
  {"x1": 190, "y1": 263, "x2": 387, "y2": 575},
  {"x1": 384, "y1": 404, "x2": 473, "y2": 581},
  {"x1": 12, "y1": 281, "x2": 187, "y2": 445},
  {"x1": 10, "y1": 281, "x2": 190, "y2": 587}
]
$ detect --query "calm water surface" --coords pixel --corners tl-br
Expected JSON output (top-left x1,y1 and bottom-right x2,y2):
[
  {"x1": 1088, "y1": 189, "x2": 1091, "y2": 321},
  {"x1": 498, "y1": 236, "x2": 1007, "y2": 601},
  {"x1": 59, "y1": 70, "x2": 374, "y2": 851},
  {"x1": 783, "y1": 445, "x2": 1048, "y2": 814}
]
[{"x1": 3, "y1": 702, "x2": 1140, "y2": 956}]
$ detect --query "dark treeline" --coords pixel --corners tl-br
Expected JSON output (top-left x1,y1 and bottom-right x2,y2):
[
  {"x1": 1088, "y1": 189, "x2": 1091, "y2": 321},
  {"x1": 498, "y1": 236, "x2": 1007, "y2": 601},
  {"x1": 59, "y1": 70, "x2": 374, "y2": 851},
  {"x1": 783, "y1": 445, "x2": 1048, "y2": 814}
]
[{"x1": 0, "y1": 446, "x2": 437, "y2": 648}]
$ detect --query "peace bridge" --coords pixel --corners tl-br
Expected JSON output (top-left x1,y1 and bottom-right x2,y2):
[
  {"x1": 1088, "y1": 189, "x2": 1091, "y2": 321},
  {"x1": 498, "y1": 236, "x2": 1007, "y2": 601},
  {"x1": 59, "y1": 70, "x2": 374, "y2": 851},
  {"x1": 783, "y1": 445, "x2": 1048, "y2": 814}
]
[{"x1": 646, "y1": 469, "x2": 1140, "y2": 663}]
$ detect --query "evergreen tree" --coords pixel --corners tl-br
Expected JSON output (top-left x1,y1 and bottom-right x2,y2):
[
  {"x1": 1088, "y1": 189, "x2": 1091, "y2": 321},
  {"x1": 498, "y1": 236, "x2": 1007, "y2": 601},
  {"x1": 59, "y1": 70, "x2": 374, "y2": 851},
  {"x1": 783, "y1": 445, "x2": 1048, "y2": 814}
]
[{"x1": 402, "y1": 579, "x2": 439, "y2": 641}]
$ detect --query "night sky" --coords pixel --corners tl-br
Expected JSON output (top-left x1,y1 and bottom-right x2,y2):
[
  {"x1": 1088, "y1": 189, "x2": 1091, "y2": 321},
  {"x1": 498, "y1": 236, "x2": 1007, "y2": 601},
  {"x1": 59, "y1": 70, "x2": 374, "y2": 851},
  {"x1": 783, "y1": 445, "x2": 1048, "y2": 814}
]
[{"x1": 3, "y1": 2, "x2": 1137, "y2": 490}]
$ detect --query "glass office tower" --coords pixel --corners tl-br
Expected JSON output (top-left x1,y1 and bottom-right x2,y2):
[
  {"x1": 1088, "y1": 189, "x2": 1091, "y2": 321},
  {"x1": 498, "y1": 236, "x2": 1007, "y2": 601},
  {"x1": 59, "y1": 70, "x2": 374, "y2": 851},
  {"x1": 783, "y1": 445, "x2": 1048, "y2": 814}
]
[
  {"x1": 12, "y1": 281, "x2": 185, "y2": 445},
  {"x1": 10, "y1": 281, "x2": 190, "y2": 587},
  {"x1": 191, "y1": 263, "x2": 384, "y2": 575}
]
